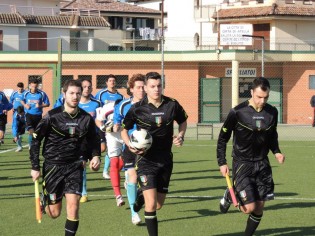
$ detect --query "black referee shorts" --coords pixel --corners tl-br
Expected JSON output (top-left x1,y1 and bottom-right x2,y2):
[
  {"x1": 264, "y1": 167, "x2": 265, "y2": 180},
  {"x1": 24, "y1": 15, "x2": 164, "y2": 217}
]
[
  {"x1": 136, "y1": 152, "x2": 173, "y2": 194},
  {"x1": 121, "y1": 147, "x2": 137, "y2": 169},
  {"x1": 0, "y1": 114, "x2": 6, "y2": 131},
  {"x1": 42, "y1": 161, "x2": 84, "y2": 205},
  {"x1": 232, "y1": 159, "x2": 274, "y2": 205},
  {"x1": 26, "y1": 113, "x2": 42, "y2": 131}
]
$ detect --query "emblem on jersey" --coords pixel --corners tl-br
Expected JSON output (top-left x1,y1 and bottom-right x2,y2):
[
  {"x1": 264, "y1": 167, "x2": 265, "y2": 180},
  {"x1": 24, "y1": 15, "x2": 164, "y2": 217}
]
[
  {"x1": 49, "y1": 193, "x2": 56, "y2": 202},
  {"x1": 155, "y1": 116, "x2": 162, "y2": 127},
  {"x1": 140, "y1": 175, "x2": 148, "y2": 186},
  {"x1": 256, "y1": 120, "x2": 261, "y2": 130},
  {"x1": 69, "y1": 127, "x2": 75, "y2": 136},
  {"x1": 240, "y1": 190, "x2": 247, "y2": 201}
]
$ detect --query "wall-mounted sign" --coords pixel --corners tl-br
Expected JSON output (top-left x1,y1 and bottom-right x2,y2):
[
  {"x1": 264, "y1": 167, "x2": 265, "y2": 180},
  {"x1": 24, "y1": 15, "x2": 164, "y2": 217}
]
[
  {"x1": 225, "y1": 68, "x2": 257, "y2": 77},
  {"x1": 220, "y1": 24, "x2": 253, "y2": 46}
]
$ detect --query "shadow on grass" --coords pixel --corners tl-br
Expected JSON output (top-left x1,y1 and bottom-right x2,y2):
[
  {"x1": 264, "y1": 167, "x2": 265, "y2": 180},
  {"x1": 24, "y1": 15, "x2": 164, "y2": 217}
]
[
  {"x1": 169, "y1": 186, "x2": 224, "y2": 195},
  {"x1": 212, "y1": 226, "x2": 315, "y2": 236},
  {"x1": 0, "y1": 175, "x2": 30, "y2": 180},
  {"x1": 0, "y1": 182, "x2": 33, "y2": 188},
  {"x1": 159, "y1": 207, "x2": 228, "y2": 223},
  {"x1": 172, "y1": 169, "x2": 218, "y2": 175},
  {"x1": 174, "y1": 159, "x2": 210, "y2": 164},
  {"x1": 171, "y1": 175, "x2": 221, "y2": 182},
  {"x1": 0, "y1": 193, "x2": 33, "y2": 200},
  {"x1": 265, "y1": 201, "x2": 315, "y2": 211},
  {"x1": 0, "y1": 160, "x2": 29, "y2": 165}
]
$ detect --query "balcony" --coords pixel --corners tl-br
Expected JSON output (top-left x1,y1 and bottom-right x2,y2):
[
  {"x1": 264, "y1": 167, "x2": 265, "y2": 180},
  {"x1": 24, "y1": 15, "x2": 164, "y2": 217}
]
[{"x1": 0, "y1": 4, "x2": 60, "y2": 16}]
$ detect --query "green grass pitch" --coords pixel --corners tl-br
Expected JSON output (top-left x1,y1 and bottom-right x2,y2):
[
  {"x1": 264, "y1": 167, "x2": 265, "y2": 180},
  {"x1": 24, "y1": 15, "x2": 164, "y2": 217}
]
[{"x1": 1, "y1": 139, "x2": 315, "y2": 236}]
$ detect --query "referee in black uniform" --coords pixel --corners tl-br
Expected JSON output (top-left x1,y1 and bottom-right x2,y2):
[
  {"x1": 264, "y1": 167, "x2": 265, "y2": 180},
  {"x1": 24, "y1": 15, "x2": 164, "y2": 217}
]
[
  {"x1": 121, "y1": 72, "x2": 188, "y2": 236},
  {"x1": 217, "y1": 77, "x2": 285, "y2": 236},
  {"x1": 30, "y1": 80, "x2": 101, "y2": 236}
]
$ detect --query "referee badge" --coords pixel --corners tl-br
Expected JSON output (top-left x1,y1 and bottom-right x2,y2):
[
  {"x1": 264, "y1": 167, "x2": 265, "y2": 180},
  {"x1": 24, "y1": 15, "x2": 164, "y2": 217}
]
[
  {"x1": 256, "y1": 120, "x2": 261, "y2": 130},
  {"x1": 155, "y1": 116, "x2": 162, "y2": 127},
  {"x1": 140, "y1": 175, "x2": 148, "y2": 186},
  {"x1": 49, "y1": 193, "x2": 57, "y2": 203},
  {"x1": 69, "y1": 127, "x2": 75, "y2": 137},
  {"x1": 240, "y1": 190, "x2": 247, "y2": 202}
]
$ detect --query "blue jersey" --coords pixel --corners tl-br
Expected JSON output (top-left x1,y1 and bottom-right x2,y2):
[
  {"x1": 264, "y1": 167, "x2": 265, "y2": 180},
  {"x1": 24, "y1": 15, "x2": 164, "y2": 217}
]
[
  {"x1": 114, "y1": 97, "x2": 135, "y2": 136},
  {"x1": 0, "y1": 92, "x2": 13, "y2": 115},
  {"x1": 78, "y1": 97, "x2": 102, "y2": 119},
  {"x1": 12, "y1": 112, "x2": 26, "y2": 137},
  {"x1": 10, "y1": 90, "x2": 26, "y2": 110},
  {"x1": 95, "y1": 89, "x2": 124, "y2": 106},
  {"x1": 54, "y1": 94, "x2": 96, "y2": 108},
  {"x1": 23, "y1": 90, "x2": 50, "y2": 115},
  {"x1": 53, "y1": 94, "x2": 64, "y2": 108}
]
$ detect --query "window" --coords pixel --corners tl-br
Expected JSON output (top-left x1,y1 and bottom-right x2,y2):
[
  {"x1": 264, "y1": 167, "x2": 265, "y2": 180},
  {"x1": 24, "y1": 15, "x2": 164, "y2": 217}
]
[
  {"x1": 309, "y1": 75, "x2": 315, "y2": 89},
  {"x1": 108, "y1": 16, "x2": 123, "y2": 30},
  {"x1": 194, "y1": 0, "x2": 200, "y2": 8},
  {"x1": 28, "y1": 31, "x2": 47, "y2": 51},
  {"x1": 285, "y1": 0, "x2": 295, "y2": 4},
  {"x1": 61, "y1": 75, "x2": 74, "y2": 87},
  {"x1": 304, "y1": 0, "x2": 312, "y2": 5},
  {"x1": 194, "y1": 33, "x2": 200, "y2": 47},
  {"x1": 78, "y1": 75, "x2": 92, "y2": 81},
  {"x1": 257, "y1": 0, "x2": 264, "y2": 3},
  {"x1": 0, "y1": 30, "x2": 3, "y2": 51},
  {"x1": 96, "y1": 75, "x2": 128, "y2": 89}
]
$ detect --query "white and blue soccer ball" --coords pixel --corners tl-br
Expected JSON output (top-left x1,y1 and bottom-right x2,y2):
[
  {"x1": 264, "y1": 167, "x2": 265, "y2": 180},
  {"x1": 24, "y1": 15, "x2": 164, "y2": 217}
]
[{"x1": 129, "y1": 129, "x2": 153, "y2": 151}]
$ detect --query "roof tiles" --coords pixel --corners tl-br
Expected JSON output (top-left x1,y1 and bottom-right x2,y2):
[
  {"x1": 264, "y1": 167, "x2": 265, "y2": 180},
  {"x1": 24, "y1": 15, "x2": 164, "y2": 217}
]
[
  {"x1": 216, "y1": 5, "x2": 315, "y2": 19},
  {"x1": 0, "y1": 13, "x2": 110, "y2": 27}
]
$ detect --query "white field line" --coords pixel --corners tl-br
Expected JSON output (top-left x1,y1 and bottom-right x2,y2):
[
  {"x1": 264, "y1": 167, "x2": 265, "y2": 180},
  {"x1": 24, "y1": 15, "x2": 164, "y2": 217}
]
[
  {"x1": 0, "y1": 145, "x2": 29, "y2": 154},
  {"x1": 0, "y1": 193, "x2": 315, "y2": 201}
]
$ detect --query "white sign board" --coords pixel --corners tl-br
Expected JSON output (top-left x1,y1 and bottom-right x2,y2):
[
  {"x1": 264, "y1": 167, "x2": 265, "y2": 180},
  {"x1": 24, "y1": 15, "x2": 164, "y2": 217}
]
[
  {"x1": 220, "y1": 24, "x2": 253, "y2": 46},
  {"x1": 225, "y1": 68, "x2": 257, "y2": 78}
]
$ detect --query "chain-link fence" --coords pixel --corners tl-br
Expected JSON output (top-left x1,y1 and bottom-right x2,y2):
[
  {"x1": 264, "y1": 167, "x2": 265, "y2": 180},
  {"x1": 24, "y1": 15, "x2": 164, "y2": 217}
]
[{"x1": 1, "y1": 37, "x2": 315, "y2": 140}]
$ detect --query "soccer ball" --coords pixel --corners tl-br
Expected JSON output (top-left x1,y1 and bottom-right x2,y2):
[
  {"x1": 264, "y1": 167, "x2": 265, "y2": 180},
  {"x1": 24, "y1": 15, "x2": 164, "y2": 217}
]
[{"x1": 129, "y1": 129, "x2": 153, "y2": 151}]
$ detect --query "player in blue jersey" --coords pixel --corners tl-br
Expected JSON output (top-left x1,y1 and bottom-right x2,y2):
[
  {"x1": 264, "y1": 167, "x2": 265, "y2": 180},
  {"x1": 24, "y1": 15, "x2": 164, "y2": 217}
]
[
  {"x1": 12, "y1": 106, "x2": 26, "y2": 152},
  {"x1": 113, "y1": 73, "x2": 146, "y2": 225},
  {"x1": 10, "y1": 82, "x2": 26, "y2": 112},
  {"x1": 95, "y1": 74, "x2": 124, "y2": 179},
  {"x1": 78, "y1": 78, "x2": 102, "y2": 203},
  {"x1": 0, "y1": 90, "x2": 13, "y2": 145},
  {"x1": 95, "y1": 74, "x2": 124, "y2": 106},
  {"x1": 53, "y1": 91, "x2": 64, "y2": 108},
  {"x1": 21, "y1": 78, "x2": 50, "y2": 148}
]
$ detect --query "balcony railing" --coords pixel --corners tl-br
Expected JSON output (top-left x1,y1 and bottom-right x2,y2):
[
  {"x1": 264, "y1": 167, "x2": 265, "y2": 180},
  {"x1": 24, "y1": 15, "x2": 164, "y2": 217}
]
[{"x1": 0, "y1": 4, "x2": 60, "y2": 16}]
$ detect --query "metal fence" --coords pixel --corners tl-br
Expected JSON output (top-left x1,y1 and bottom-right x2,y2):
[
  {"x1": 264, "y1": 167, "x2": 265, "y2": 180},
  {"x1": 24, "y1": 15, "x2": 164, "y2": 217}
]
[{"x1": 1, "y1": 37, "x2": 315, "y2": 140}]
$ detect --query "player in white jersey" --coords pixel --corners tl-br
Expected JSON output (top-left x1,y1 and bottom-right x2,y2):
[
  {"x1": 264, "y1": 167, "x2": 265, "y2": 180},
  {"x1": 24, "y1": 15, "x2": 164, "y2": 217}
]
[{"x1": 95, "y1": 101, "x2": 125, "y2": 207}]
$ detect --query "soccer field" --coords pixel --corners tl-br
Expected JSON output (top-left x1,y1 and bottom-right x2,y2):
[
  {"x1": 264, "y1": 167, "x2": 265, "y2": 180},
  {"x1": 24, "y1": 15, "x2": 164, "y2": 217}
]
[{"x1": 1, "y1": 139, "x2": 315, "y2": 236}]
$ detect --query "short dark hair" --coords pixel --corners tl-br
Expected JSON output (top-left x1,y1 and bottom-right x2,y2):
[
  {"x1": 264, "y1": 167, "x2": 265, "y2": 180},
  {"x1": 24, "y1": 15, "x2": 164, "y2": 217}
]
[
  {"x1": 145, "y1": 72, "x2": 161, "y2": 84},
  {"x1": 106, "y1": 74, "x2": 117, "y2": 82},
  {"x1": 17, "y1": 82, "x2": 24, "y2": 88},
  {"x1": 29, "y1": 77, "x2": 39, "y2": 84},
  {"x1": 16, "y1": 106, "x2": 24, "y2": 114},
  {"x1": 62, "y1": 79, "x2": 82, "y2": 93},
  {"x1": 252, "y1": 77, "x2": 270, "y2": 92},
  {"x1": 78, "y1": 77, "x2": 92, "y2": 85}
]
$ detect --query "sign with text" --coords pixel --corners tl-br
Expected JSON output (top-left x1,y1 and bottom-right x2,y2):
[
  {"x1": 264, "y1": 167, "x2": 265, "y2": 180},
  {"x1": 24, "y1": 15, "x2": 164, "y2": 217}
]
[
  {"x1": 220, "y1": 24, "x2": 253, "y2": 46},
  {"x1": 225, "y1": 68, "x2": 256, "y2": 78}
]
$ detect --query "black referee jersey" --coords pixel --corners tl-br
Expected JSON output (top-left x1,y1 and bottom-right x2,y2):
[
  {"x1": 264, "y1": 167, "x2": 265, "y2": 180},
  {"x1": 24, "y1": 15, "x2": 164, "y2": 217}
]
[
  {"x1": 30, "y1": 106, "x2": 101, "y2": 171},
  {"x1": 123, "y1": 95, "x2": 188, "y2": 155},
  {"x1": 217, "y1": 100, "x2": 281, "y2": 166}
]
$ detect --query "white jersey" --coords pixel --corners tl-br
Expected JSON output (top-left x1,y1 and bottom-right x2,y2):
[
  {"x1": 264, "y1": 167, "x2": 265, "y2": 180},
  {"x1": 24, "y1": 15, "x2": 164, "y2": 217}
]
[
  {"x1": 96, "y1": 102, "x2": 123, "y2": 158},
  {"x1": 96, "y1": 101, "x2": 115, "y2": 122}
]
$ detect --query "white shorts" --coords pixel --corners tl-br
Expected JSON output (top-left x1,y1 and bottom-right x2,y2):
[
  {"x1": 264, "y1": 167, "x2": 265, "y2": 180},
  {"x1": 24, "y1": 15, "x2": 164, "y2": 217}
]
[{"x1": 105, "y1": 132, "x2": 124, "y2": 158}]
